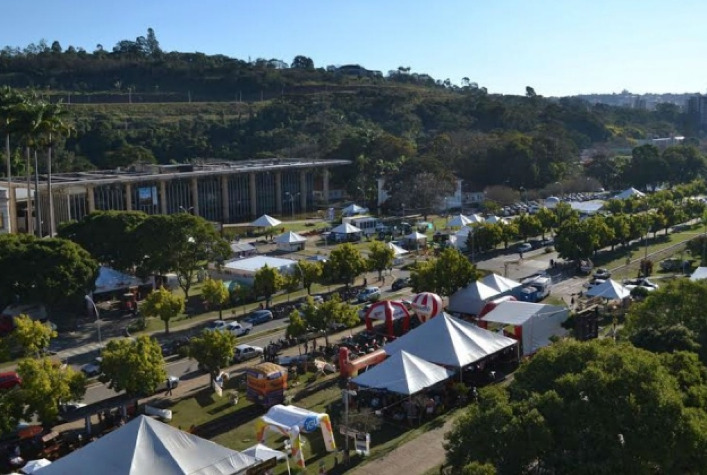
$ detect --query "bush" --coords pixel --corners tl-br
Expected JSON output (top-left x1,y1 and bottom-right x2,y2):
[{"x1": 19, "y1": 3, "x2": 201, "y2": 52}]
[
  {"x1": 639, "y1": 258, "x2": 654, "y2": 276},
  {"x1": 544, "y1": 246, "x2": 554, "y2": 253}
]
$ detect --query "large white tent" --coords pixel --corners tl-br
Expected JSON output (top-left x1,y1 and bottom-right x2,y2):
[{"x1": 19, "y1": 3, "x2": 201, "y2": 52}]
[
  {"x1": 275, "y1": 231, "x2": 307, "y2": 252},
  {"x1": 251, "y1": 214, "x2": 282, "y2": 228},
  {"x1": 480, "y1": 301, "x2": 569, "y2": 356},
  {"x1": 613, "y1": 187, "x2": 645, "y2": 200},
  {"x1": 384, "y1": 313, "x2": 517, "y2": 368},
  {"x1": 467, "y1": 213, "x2": 485, "y2": 224},
  {"x1": 691, "y1": 267, "x2": 707, "y2": 281},
  {"x1": 585, "y1": 279, "x2": 631, "y2": 300},
  {"x1": 447, "y1": 214, "x2": 472, "y2": 228},
  {"x1": 330, "y1": 222, "x2": 363, "y2": 235},
  {"x1": 37, "y1": 415, "x2": 257, "y2": 475},
  {"x1": 480, "y1": 274, "x2": 523, "y2": 296},
  {"x1": 387, "y1": 242, "x2": 408, "y2": 256},
  {"x1": 342, "y1": 204, "x2": 368, "y2": 216},
  {"x1": 352, "y1": 350, "x2": 454, "y2": 395},
  {"x1": 94, "y1": 266, "x2": 146, "y2": 296},
  {"x1": 448, "y1": 281, "x2": 501, "y2": 315}
]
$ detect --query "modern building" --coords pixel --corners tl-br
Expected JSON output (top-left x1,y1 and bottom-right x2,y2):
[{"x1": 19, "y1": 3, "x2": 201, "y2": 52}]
[{"x1": 1, "y1": 158, "x2": 349, "y2": 235}]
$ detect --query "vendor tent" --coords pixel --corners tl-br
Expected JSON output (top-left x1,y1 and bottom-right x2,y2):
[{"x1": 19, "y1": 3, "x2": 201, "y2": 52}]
[
  {"x1": 480, "y1": 301, "x2": 569, "y2": 356},
  {"x1": 613, "y1": 187, "x2": 645, "y2": 200},
  {"x1": 467, "y1": 213, "x2": 485, "y2": 224},
  {"x1": 447, "y1": 214, "x2": 472, "y2": 228},
  {"x1": 251, "y1": 214, "x2": 282, "y2": 228},
  {"x1": 455, "y1": 226, "x2": 473, "y2": 237},
  {"x1": 691, "y1": 267, "x2": 707, "y2": 281},
  {"x1": 256, "y1": 405, "x2": 336, "y2": 469},
  {"x1": 448, "y1": 281, "x2": 501, "y2": 315},
  {"x1": 21, "y1": 459, "x2": 51, "y2": 474},
  {"x1": 352, "y1": 350, "x2": 453, "y2": 395},
  {"x1": 94, "y1": 266, "x2": 145, "y2": 295},
  {"x1": 384, "y1": 313, "x2": 517, "y2": 368},
  {"x1": 481, "y1": 274, "x2": 523, "y2": 296},
  {"x1": 387, "y1": 242, "x2": 409, "y2": 256},
  {"x1": 330, "y1": 222, "x2": 363, "y2": 235},
  {"x1": 342, "y1": 204, "x2": 368, "y2": 216},
  {"x1": 242, "y1": 443, "x2": 287, "y2": 462},
  {"x1": 585, "y1": 279, "x2": 631, "y2": 300},
  {"x1": 275, "y1": 231, "x2": 307, "y2": 252},
  {"x1": 37, "y1": 415, "x2": 257, "y2": 475},
  {"x1": 404, "y1": 231, "x2": 427, "y2": 241}
]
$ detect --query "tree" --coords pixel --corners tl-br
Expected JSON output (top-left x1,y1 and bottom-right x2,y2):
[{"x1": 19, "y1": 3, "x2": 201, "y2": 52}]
[
  {"x1": 99, "y1": 336, "x2": 166, "y2": 396},
  {"x1": 535, "y1": 207, "x2": 556, "y2": 239},
  {"x1": 324, "y1": 243, "x2": 367, "y2": 288},
  {"x1": 468, "y1": 223, "x2": 502, "y2": 253},
  {"x1": 515, "y1": 214, "x2": 542, "y2": 241},
  {"x1": 444, "y1": 339, "x2": 707, "y2": 473},
  {"x1": 201, "y1": 278, "x2": 229, "y2": 319},
  {"x1": 16, "y1": 357, "x2": 86, "y2": 426},
  {"x1": 253, "y1": 265, "x2": 284, "y2": 306},
  {"x1": 291, "y1": 55, "x2": 314, "y2": 70},
  {"x1": 282, "y1": 271, "x2": 301, "y2": 302},
  {"x1": 135, "y1": 214, "x2": 230, "y2": 301},
  {"x1": 4, "y1": 314, "x2": 56, "y2": 357},
  {"x1": 411, "y1": 248, "x2": 478, "y2": 296},
  {"x1": 188, "y1": 329, "x2": 236, "y2": 384},
  {"x1": 0, "y1": 390, "x2": 24, "y2": 435},
  {"x1": 58, "y1": 211, "x2": 148, "y2": 272},
  {"x1": 286, "y1": 308, "x2": 309, "y2": 355},
  {"x1": 301, "y1": 294, "x2": 358, "y2": 346},
  {"x1": 297, "y1": 260, "x2": 322, "y2": 295},
  {"x1": 367, "y1": 241, "x2": 394, "y2": 280},
  {"x1": 141, "y1": 287, "x2": 185, "y2": 335},
  {"x1": 499, "y1": 221, "x2": 519, "y2": 250}
]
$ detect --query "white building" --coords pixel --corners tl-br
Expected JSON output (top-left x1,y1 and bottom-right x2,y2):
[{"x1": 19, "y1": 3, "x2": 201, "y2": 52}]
[{"x1": 222, "y1": 256, "x2": 298, "y2": 285}]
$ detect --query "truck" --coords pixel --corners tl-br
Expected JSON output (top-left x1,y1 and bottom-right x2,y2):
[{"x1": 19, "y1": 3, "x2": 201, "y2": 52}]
[{"x1": 520, "y1": 275, "x2": 552, "y2": 302}]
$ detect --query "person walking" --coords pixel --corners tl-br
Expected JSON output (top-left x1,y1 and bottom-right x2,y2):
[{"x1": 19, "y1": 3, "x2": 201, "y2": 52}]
[{"x1": 165, "y1": 378, "x2": 173, "y2": 396}]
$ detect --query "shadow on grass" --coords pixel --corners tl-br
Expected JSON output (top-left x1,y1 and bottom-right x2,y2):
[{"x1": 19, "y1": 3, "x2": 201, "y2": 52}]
[{"x1": 193, "y1": 404, "x2": 263, "y2": 440}]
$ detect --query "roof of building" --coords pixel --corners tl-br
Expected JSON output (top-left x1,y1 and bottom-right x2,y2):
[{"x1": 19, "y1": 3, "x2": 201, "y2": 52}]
[
  {"x1": 230, "y1": 242, "x2": 256, "y2": 253},
  {"x1": 224, "y1": 256, "x2": 298, "y2": 273}
]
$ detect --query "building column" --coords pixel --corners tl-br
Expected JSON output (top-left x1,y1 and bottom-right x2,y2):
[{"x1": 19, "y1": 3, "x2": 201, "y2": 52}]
[
  {"x1": 249, "y1": 173, "x2": 257, "y2": 217},
  {"x1": 322, "y1": 168, "x2": 330, "y2": 205},
  {"x1": 125, "y1": 183, "x2": 133, "y2": 211},
  {"x1": 190, "y1": 177, "x2": 200, "y2": 217},
  {"x1": 275, "y1": 172, "x2": 283, "y2": 215},
  {"x1": 299, "y1": 170, "x2": 307, "y2": 211},
  {"x1": 159, "y1": 181, "x2": 168, "y2": 215},
  {"x1": 86, "y1": 185, "x2": 95, "y2": 213},
  {"x1": 221, "y1": 175, "x2": 230, "y2": 223}
]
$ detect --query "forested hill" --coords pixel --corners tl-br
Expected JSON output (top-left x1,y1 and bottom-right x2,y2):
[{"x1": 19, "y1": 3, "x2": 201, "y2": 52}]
[{"x1": 0, "y1": 30, "x2": 697, "y2": 196}]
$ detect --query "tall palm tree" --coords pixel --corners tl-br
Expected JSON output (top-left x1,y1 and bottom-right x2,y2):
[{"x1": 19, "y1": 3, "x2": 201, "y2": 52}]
[{"x1": 0, "y1": 87, "x2": 25, "y2": 233}]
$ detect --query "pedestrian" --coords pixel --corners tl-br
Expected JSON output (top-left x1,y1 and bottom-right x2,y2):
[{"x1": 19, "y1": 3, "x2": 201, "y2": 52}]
[
  {"x1": 166, "y1": 378, "x2": 173, "y2": 396},
  {"x1": 519, "y1": 251, "x2": 524, "y2": 259},
  {"x1": 363, "y1": 277, "x2": 368, "y2": 286},
  {"x1": 571, "y1": 296, "x2": 575, "y2": 308},
  {"x1": 304, "y1": 340, "x2": 309, "y2": 354}
]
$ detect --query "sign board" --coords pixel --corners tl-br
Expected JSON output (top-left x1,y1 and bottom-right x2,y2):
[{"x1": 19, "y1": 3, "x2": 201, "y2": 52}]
[
  {"x1": 246, "y1": 457, "x2": 277, "y2": 475},
  {"x1": 339, "y1": 425, "x2": 362, "y2": 438},
  {"x1": 355, "y1": 432, "x2": 370, "y2": 456}
]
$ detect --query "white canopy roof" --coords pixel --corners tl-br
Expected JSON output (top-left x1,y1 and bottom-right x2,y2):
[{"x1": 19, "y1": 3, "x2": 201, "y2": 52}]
[
  {"x1": 384, "y1": 313, "x2": 517, "y2": 368},
  {"x1": 585, "y1": 279, "x2": 631, "y2": 300},
  {"x1": 387, "y1": 242, "x2": 409, "y2": 256},
  {"x1": 447, "y1": 214, "x2": 472, "y2": 228},
  {"x1": 480, "y1": 274, "x2": 522, "y2": 294},
  {"x1": 37, "y1": 415, "x2": 257, "y2": 475},
  {"x1": 251, "y1": 214, "x2": 282, "y2": 227},
  {"x1": 342, "y1": 204, "x2": 368, "y2": 216},
  {"x1": 613, "y1": 187, "x2": 645, "y2": 200},
  {"x1": 21, "y1": 459, "x2": 51, "y2": 473},
  {"x1": 94, "y1": 266, "x2": 145, "y2": 295},
  {"x1": 404, "y1": 231, "x2": 427, "y2": 241},
  {"x1": 448, "y1": 281, "x2": 501, "y2": 315},
  {"x1": 275, "y1": 231, "x2": 307, "y2": 244},
  {"x1": 242, "y1": 443, "x2": 287, "y2": 462},
  {"x1": 691, "y1": 267, "x2": 707, "y2": 281},
  {"x1": 352, "y1": 350, "x2": 454, "y2": 395},
  {"x1": 468, "y1": 214, "x2": 485, "y2": 224},
  {"x1": 485, "y1": 215, "x2": 502, "y2": 224},
  {"x1": 455, "y1": 226, "x2": 474, "y2": 237},
  {"x1": 331, "y1": 222, "x2": 363, "y2": 234}
]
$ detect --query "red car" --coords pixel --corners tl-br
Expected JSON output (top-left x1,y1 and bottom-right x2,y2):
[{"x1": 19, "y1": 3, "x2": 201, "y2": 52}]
[{"x1": 0, "y1": 371, "x2": 21, "y2": 390}]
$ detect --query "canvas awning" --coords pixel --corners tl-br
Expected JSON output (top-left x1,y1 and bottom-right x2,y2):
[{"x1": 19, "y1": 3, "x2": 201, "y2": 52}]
[
  {"x1": 251, "y1": 214, "x2": 282, "y2": 228},
  {"x1": 342, "y1": 204, "x2": 368, "y2": 216},
  {"x1": 242, "y1": 443, "x2": 287, "y2": 462},
  {"x1": 94, "y1": 266, "x2": 146, "y2": 295},
  {"x1": 352, "y1": 351, "x2": 453, "y2": 395},
  {"x1": 404, "y1": 231, "x2": 427, "y2": 241}
]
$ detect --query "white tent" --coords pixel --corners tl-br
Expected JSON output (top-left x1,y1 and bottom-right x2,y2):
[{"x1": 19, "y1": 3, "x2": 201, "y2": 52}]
[
  {"x1": 330, "y1": 222, "x2": 363, "y2": 234},
  {"x1": 545, "y1": 197, "x2": 560, "y2": 208},
  {"x1": 447, "y1": 214, "x2": 472, "y2": 228},
  {"x1": 275, "y1": 231, "x2": 307, "y2": 252},
  {"x1": 405, "y1": 231, "x2": 427, "y2": 241},
  {"x1": 585, "y1": 279, "x2": 631, "y2": 300},
  {"x1": 481, "y1": 301, "x2": 569, "y2": 356},
  {"x1": 94, "y1": 266, "x2": 145, "y2": 295},
  {"x1": 613, "y1": 187, "x2": 646, "y2": 200},
  {"x1": 342, "y1": 204, "x2": 368, "y2": 216},
  {"x1": 21, "y1": 459, "x2": 51, "y2": 474},
  {"x1": 242, "y1": 443, "x2": 287, "y2": 462},
  {"x1": 448, "y1": 281, "x2": 501, "y2": 315},
  {"x1": 36, "y1": 415, "x2": 257, "y2": 475},
  {"x1": 467, "y1": 213, "x2": 485, "y2": 224},
  {"x1": 691, "y1": 267, "x2": 707, "y2": 281},
  {"x1": 387, "y1": 242, "x2": 409, "y2": 256},
  {"x1": 384, "y1": 313, "x2": 517, "y2": 368},
  {"x1": 455, "y1": 225, "x2": 474, "y2": 237},
  {"x1": 485, "y1": 215, "x2": 503, "y2": 224},
  {"x1": 481, "y1": 274, "x2": 523, "y2": 295},
  {"x1": 251, "y1": 214, "x2": 282, "y2": 228},
  {"x1": 352, "y1": 351, "x2": 454, "y2": 395}
]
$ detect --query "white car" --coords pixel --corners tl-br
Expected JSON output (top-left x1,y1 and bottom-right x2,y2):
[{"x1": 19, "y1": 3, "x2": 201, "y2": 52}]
[
  {"x1": 232, "y1": 344, "x2": 264, "y2": 363},
  {"x1": 225, "y1": 321, "x2": 252, "y2": 337},
  {"x1": 205, "y1": 320, "x2": 229, "y2": 332}
]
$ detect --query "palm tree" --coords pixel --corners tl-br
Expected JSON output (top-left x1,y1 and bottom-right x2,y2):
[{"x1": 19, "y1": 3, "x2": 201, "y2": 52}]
[{"x1": 0, "y1": 87, "x2": 25, "y2": 233}]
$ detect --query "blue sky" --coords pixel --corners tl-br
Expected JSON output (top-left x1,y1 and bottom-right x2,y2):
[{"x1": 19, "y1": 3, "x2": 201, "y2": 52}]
[{"x1": 3, "y1": 0, "x2": 706, "y2": 97}]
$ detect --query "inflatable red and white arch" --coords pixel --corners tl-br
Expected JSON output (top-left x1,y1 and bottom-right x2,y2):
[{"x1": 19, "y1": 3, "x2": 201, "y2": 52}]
[
  {"x1": 365, "y1": 300, "x2": 410, "y2": 337},
  {"x1": 410, "y1": 292, "x2": 443, "y2": 323}
]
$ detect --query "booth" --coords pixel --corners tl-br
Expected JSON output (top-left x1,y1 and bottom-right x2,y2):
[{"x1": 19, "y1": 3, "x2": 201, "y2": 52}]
[
  {"x1": 352, "y1": 350, "x2": 453, "y2": 395},
  {"x1": 365, "y1": 300, "x2": 411, "y2": 337},
  {"x1": 255, "y1": 405, "x2": 337, "y2": 469},
  {"x1": 410, "y1": 292, "x2": 443, "y2": 323},
  {"x1": 448, "y1": 281, "x2": 501, "y2": 316},
  {"x1": 275, "y1": 231, "x2": 307, "y2": 252},
  {"x1": 246, "y1": 363, "x2": 288, "y2": 408}
]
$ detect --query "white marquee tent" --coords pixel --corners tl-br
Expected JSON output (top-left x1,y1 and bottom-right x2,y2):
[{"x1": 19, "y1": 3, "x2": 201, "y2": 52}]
[
  {"x1": 613, "y1": 187, "x2": 646, "y2": 200},
  {"x1": 447, "y1": 214, "x2": 472, "y2": 228},
  {"x1": 481, "y1": 301, "x2": 569, "y2": 356},
  {"x1": 330, "y1": 222, "x2": 363, "y2": 235},
  {"x1": 448, "y1": 281, "x2": 501, "y2": 315},
  {"x1": 36, "y1": 415, "x2": 257, "y2": 475},
  {"x1": 342, "y1": 204, "x2": 368, "y2": 216},
  {"x1": 94, "y1": 266, "x2": 146, "y2": 296},
  {"x1": 384, "y1": 313, "x2": 518, "y2": 368},
  {"x1": 275, "y1": 231, "x2": 307, "y2": 252},
  {"x1": 480, "y1": 274, "x2": 523, "y2": 296},
  {"x1": 251, "y1": 214, "x2": 282, "y2": 228},
  {"x1": 585, "y1": 279, "x2": 631, "y2": 300},
  {"x1": 352, "y1": 350, "x2": 454, "y2": 395}
]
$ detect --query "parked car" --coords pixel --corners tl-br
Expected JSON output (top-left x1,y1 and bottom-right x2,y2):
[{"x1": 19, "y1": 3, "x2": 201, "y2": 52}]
[
  {"x1": 204, "y1": 320, "x2": 229, "y2": 332},
  {"x1": 243, "y1": 310, "x2": 274, "y2": 326},
  {"x1": 225, "y1": 321, "x2": 253, "y2": 337},
  {"x1": 391, "y1": 277, "x2": 412, "y2": 291},
  {"x1": 593, "y1": 268, "x2": 611, "y2": 280},
  {"x1": 277, "y1": 354, "x2": 310, "y2": 366},
  {"x1": 233, "y1": 344, "x2": 264, "y2": 363},
  {"x1": 0, "y1": 371, "x2": 21, "y2": 390},
  {"x1": 161, "y1": 337, "x2": 191, "y2": 357},
  {"x1": 356, "y1": 286, "x2": 381, "y2": 303},
  {"x1": 516, "y1": 243, "x2": 533, "y2": 253},
  {"x1": 80, "y1": 357, "x2": 103, "y2": 377}
]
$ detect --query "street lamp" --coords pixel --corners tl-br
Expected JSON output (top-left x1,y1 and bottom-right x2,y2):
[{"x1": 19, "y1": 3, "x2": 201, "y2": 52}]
[
  {"x1": 179, "y1": 206, "x2": 194, "y2": 214},
  {"x1": 285, "y1": 192, "x2": 300, "y2": 221},
  {"x1": 519, "y1": 186, "x2": 527, "y2": 204},
  {"x1": 85, "y1": 295, "x2": 102, "y2": 346}
]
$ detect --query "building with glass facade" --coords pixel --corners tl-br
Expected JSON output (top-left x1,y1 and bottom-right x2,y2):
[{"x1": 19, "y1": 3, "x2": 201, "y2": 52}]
[{"x1": 1, "y1": 158, "x2": 349, "y2": 235}]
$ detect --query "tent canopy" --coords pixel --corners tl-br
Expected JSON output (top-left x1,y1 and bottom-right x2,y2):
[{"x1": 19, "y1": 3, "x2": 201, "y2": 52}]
[
  {"x1": 585, "y1": 279, "x2": 631, "y2": 300},
  {"x1": 275, "y1": 231, "x2": 307, "y2": 243},
  {"x1": 242, "y1": 443, "x2": 287, "y2": 462},
  {"x1": 448, "y1": 281, "x2": 501, "y2": 315},
  {"x1": 387, "y1": 242, "x2": 409, "y2": 256},
  {"x1": 613, "y1": 187, "x2": 645, "y2": 200},
  {"x1": 251, "y1": 214, "x2": 282, "y2": 228},
  {"x1": 480, "y1": 274, "x2": 522, "y2": 294},
  {"x1": 467, "y1": 214, "x2": 485, "y2": 224},
  {"x1": 384, "y1": 313, "x2": 517, "y2": 368},
  {"x1": 331, "y1": 223, "x2": 362, "y2": 234},
  {"x1": 342, "y1": 204, "x2": 368, "y2": 216},
  {"x1": 404, "y1": 231, "x2": 427, "y2": 241},
  {"x1": 37, "y1": 415, "x2": 257, "y2": 475},
  {"x1": 447, "y1": 214, "x2": 472, "y2": 228},
  {"x1": 94, "y1": 266, "x2": 145, "y2": 295},
  {"x1": 691, "y1": 267, "x2": 707, "y2": 281},
  {"x1": 21, "y1": 459, "x2": 51, "y2": 473},
  {"x1": 455, "y1": 226, "x2": 474, "y2": 237},
  {"x1": 352, "y1": 350, "x2": 453, "y2": 395}
]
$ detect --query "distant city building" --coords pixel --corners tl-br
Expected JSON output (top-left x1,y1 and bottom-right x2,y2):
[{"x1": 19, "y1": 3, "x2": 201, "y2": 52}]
[
  {"x1": 635, "y1": 136, "x2": 685, "y2": 148},
  {"x1": 688, "y1": 94, "x2": 707, "y2": 130}
]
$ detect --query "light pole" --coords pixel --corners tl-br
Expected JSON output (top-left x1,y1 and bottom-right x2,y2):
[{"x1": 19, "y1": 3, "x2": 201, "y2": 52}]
[
  {"x1": 85, "y1": 295, "x2": 102, "y2": 346},
  {"x1": 285, "y1": 192, "x2": 300, "y2": 220},
  {"x1": 519, "y1": 186, "x2": 527, "y2": 204},
  {"x1": 179, "y1": 206, "x2": 194, "y2": 215}
]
